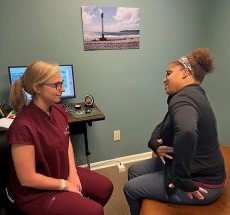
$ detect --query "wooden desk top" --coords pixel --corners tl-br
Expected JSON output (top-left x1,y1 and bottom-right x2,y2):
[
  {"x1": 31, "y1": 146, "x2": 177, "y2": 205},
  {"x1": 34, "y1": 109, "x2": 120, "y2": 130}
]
[{"x1": 67, "y1": 103, "x2": 105, "y2": 124}]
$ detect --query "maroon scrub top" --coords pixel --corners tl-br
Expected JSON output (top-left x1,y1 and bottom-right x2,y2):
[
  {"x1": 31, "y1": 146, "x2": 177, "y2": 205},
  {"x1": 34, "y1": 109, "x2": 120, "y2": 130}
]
[{"x1": 7, "y1": 102, "x2": 70, "y2": 205}]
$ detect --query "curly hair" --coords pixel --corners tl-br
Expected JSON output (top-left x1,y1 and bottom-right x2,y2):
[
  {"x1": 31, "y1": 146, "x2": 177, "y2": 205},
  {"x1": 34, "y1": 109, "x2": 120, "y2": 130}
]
[{"x1": 187, "y1": 48, "x2": 214, "y2": 82}]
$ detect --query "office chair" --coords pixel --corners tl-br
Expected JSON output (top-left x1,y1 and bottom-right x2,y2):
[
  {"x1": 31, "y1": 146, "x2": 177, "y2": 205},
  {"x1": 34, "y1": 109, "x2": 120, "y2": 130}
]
[{"x1": 0, "y1": 132, "x2": 22, "y2": 214}]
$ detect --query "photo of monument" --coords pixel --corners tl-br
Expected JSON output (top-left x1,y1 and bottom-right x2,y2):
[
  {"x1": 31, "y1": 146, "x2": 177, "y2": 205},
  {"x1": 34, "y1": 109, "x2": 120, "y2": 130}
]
[{"x1": 81, "y1": 6, "x2": 140, "y2": 51}]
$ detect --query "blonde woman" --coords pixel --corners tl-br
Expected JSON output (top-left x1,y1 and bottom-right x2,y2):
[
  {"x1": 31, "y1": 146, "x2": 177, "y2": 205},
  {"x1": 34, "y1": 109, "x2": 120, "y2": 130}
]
[{"x1": 8, "y1": 61, "x2": 113, "y2": 215}]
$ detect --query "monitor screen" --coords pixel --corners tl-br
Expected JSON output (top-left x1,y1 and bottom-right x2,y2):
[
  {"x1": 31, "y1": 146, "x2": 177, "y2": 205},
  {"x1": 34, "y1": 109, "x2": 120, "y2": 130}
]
[
  {"x1": 8, "y1": 64, "x2": 76, "y2": 100},
  {"x1": 59, "y1": 65, "x2": 76, "y2": 99}
]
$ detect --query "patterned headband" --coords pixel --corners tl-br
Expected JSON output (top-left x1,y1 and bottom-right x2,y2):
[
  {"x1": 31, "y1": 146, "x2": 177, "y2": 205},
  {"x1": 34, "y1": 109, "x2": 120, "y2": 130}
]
[{"x1": 177, "y1": 56, "x2": 193, "y2": 74}]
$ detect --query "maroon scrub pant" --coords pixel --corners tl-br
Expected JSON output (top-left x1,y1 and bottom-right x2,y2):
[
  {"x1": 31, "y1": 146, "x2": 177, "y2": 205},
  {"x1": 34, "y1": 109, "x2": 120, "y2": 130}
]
[{"x1": 19, "y1": 167, "x2": 113, "y2": 215}]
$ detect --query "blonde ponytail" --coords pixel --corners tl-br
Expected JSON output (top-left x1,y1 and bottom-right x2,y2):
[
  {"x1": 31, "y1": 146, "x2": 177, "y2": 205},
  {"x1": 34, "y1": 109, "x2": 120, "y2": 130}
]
[{"x1": 9, "y1": 78, "x2": 27, "y2": 114}]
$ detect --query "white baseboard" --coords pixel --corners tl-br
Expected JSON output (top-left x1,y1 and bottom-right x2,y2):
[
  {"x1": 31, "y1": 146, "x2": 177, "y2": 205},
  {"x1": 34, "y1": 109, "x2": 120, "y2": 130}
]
[{"x1": 80, "y1": 151, "x2": 153, "y2": 170}]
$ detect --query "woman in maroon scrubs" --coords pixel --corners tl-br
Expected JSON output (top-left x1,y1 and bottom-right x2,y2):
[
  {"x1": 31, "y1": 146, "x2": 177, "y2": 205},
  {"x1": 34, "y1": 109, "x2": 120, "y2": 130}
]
[{"x1": 8, "y1": 61, "x2": 113, "y2": 215}]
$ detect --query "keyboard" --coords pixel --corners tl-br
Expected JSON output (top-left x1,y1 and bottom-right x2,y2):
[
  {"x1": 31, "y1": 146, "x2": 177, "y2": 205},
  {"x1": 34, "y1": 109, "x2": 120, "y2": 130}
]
[{"x1": 63, "y1": 103, "x2": 75, "y2": 112}]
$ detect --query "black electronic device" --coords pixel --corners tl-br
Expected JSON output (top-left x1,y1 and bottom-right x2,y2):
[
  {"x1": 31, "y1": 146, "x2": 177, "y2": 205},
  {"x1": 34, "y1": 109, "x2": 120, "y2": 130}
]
[
  {"x1": 84, "y1": 95, "x2": 94, "y2": 107},
  {"x1": 84, "y1": 95, "x2": 94, "y2": 114},
  {"x1": 59, "y1": 64, "x2": 76, "y2": 99},
  {"x1": 8, "y1": 64, "x2": 76, "y2": 101}
]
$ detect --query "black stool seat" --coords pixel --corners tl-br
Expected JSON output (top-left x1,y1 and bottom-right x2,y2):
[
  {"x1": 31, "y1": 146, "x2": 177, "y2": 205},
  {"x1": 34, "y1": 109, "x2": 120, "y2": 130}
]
[{"x1": 0, "y1": 132, "x2": 23, "y2": 214}]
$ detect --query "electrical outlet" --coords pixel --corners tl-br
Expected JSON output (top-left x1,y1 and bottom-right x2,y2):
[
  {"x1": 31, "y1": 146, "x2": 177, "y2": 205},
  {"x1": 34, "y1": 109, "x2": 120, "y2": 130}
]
[
  {"x1": 116, "y1": 162, "x2": 126, "y2": 172},
  {"x1": 113, "y1": 130, "x2": 121, "y2": 141}
]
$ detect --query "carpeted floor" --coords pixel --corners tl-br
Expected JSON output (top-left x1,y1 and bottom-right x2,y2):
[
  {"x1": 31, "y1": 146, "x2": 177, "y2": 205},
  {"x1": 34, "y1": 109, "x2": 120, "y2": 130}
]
[{"x1": 94, "y1": 163, "x2": 133, "y2": 215}]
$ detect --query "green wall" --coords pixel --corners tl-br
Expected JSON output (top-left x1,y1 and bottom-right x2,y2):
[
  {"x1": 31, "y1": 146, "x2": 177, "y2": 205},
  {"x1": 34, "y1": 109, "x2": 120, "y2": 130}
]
[
  {"x1": 201, "y1": 0, "x2": 230, "y2": 146},
  {"x1": 0, "y1": 0, "x2": 228, "y2": 165}
]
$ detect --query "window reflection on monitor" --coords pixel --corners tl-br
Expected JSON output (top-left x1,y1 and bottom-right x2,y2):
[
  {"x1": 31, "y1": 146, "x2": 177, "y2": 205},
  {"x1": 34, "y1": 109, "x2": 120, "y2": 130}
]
[{"x1": 8, "y1": 64, "x2": 76, "y2": 101}]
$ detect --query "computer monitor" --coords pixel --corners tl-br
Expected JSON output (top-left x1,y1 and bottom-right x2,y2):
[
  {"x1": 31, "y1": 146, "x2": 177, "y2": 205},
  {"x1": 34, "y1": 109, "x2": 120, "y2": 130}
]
[
  {"x1": 8, "y1": 64, "x2": 76, "y2": 100},
  {"x1": 59, "y1": 64, "x2": 76, "y2": 99}
]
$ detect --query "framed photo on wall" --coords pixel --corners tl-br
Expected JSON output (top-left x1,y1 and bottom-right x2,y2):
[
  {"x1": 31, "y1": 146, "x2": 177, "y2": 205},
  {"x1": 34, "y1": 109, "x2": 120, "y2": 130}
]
[{"x1": 81, "y1": 6, "x2": 140, "y2": 51}]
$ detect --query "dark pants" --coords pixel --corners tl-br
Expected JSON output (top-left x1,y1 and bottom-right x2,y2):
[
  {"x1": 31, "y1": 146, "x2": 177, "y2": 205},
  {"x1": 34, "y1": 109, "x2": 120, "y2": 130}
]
[
  {"x1": 19, "y1": 167, "x2": 113, "y2": 215},
  {"x1": 124, "y1": 158, "x2": 224, "y2": 215}
]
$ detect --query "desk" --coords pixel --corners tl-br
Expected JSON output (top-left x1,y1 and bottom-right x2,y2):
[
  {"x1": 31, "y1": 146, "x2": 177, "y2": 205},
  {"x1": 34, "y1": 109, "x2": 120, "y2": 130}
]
[
  {"x1": 67, "y1": 103, "x2": 105, "y2": 169},
  {"x1": 0, "y1": 103, "x2": 105, "y2": 169}
]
